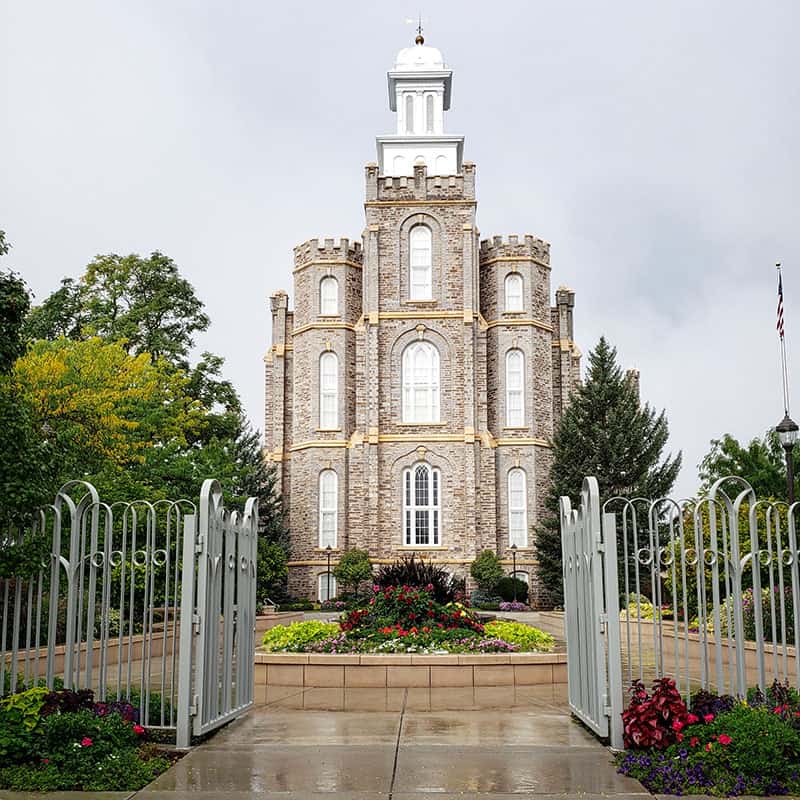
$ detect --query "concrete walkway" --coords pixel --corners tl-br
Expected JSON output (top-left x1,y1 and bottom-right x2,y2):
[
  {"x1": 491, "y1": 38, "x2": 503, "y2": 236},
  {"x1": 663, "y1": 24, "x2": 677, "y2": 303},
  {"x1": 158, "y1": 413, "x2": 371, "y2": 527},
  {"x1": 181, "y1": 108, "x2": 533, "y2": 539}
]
[{"x1": 131, "y1": 683, "x2": 649, "y2": 799}]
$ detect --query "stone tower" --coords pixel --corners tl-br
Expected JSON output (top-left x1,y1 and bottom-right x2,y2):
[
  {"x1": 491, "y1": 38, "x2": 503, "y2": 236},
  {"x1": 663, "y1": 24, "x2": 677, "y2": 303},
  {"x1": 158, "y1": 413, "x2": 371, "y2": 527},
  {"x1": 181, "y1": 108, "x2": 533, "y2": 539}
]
[{"x1": 265, "y1": 34, "x2": 580, "y2": 606}]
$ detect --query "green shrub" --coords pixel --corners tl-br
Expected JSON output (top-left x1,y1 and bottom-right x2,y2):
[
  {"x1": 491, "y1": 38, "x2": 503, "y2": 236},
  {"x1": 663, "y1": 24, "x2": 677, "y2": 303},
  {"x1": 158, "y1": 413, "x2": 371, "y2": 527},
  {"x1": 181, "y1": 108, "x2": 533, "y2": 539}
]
[
  {"x1": 470, "y1": 550, "x2": 503, "y2": 592},
  {"x1": 495, "y1": 576, "x2": 529, "y2": 603},
  {"x1": 262, "y1": 621, "x2": 339, "y2": 651},
  {"x1": 333, "y1": 548, "x2": 373, "y2": 599},
  {"x1": 277, "y1": 599, "x2": 315, "y2": 611},
  {"x1": 375, "y1": 555, "x2": 461, "y2": 603},
  {"x1": 483, "y1": 620, "x2": 555, "y2": 652}
]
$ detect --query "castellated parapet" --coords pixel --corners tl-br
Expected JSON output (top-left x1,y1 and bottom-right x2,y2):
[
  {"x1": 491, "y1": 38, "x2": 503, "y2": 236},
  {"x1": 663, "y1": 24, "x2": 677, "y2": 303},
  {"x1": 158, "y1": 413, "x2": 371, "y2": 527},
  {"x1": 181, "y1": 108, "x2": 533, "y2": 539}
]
[
  {"x1": 293, "y1": 238, "x2": 363, "y2": 269},
  {"x1": 366, "y1": 162, "x2": 476, "y2": 203},
  {"x1": 479, "y1": 234, "x2": 550, "y2": 266}
]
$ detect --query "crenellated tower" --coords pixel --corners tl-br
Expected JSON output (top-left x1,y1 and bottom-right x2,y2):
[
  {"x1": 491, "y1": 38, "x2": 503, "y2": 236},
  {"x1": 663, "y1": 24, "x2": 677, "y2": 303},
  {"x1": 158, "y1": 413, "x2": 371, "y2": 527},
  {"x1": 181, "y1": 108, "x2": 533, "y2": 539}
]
[{"x1": 265, "y1": 33, "x2": 580, "y2": 606}]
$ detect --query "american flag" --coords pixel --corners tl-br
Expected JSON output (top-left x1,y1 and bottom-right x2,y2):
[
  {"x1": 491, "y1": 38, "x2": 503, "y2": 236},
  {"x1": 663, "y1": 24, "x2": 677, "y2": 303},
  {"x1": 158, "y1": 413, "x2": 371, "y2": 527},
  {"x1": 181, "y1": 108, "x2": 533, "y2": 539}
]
[{"x1": 778, "y1": 269, "x2": 785, "y2": 339}]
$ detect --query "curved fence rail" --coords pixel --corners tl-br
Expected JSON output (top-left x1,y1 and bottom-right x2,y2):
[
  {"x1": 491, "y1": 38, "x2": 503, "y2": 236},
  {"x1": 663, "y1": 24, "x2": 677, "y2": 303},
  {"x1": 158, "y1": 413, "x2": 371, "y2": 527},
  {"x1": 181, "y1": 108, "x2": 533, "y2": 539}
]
[
  {"x1": 0, "y1": 479, "x2": 257, "y2": 748},
  {"x1": 561, "y1": 475, "x2": 800, "y2": 751}
]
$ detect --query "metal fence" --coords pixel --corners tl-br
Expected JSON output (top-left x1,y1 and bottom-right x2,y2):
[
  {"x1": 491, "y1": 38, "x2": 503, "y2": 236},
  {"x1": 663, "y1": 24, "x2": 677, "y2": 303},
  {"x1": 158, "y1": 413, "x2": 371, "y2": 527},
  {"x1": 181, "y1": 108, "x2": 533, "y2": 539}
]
[
  {"x1": 560, "y1": 475, "x2": 800, "y2": 750},
  {"x1": 0, "y1": 478, "x2": 257, "y2": 748}
]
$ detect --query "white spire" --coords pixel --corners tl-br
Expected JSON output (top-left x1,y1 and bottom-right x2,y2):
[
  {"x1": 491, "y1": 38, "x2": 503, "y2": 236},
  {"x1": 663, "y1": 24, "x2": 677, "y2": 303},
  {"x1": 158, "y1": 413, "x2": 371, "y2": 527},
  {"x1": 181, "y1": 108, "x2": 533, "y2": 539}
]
[{"x1": 376, "y1": 34, "x2": 464, "y2": 177}]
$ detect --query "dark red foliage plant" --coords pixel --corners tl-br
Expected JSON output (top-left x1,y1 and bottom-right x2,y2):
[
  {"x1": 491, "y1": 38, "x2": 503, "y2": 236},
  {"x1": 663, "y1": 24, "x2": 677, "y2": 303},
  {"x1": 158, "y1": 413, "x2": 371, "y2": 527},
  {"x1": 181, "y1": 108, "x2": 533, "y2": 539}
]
[{"x1": 622, "y1": 677, "x2": 688, "y2": 750}]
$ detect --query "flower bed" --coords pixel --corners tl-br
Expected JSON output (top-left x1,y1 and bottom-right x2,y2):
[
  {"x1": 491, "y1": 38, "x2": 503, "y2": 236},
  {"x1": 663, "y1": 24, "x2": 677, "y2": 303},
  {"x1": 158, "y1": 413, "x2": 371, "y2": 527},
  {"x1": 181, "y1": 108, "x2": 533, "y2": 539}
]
[
  {"x1": 615, "y1": 677, "x2": 800, "y2": 796},
  {"x1": 0, "y1": 687, "x2": 174, "y2": 792},
  {"x1": 262, "y1": 585, "x2": 554, "y2": 655}
]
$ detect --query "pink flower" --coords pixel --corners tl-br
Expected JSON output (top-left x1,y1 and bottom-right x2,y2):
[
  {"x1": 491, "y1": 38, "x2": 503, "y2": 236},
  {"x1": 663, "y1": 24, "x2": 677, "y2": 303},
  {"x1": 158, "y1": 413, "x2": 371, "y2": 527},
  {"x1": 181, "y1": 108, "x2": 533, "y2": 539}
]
[
  {"x1": 133, "y1": 724, "x2": 145, "y2": 735},
  {"x1": 686, "y1": 713, "x2": 699, "y2": 724},
  {"x1": 703, "y1": 713, "x2": 714, "y2": 723},
  {"x1": 42, "y1": 758, "x2": 49, "y2": 764},
  {"x1": 718, "y1": 734, "x2": 732, "y2": 745},
  {"x1": 705, "y1": 742, "x2": 713, "y2": 752},
  {"x1": 80, "y1": 737, "x2": 93, "y2": 747},
  {"x1": 672, "y1": 719, "x2": 684, "y2": 732},
  {"x1": 676, "y1": 732, "x2": 684, "y2": 742},
  {"x1": 690, "y1": 736, "x2": 699, "y2": 747}
]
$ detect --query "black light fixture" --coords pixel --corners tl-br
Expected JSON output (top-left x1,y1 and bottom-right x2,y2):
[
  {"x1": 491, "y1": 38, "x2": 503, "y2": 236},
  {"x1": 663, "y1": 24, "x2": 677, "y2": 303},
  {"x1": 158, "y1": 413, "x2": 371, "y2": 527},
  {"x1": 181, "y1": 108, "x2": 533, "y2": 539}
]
[
  {"x1": 777, "y1": 414, "x2": 799, "y2": 504},
  {"x1": 510, "y1": 543, "x2": 518, "y2": 602}
]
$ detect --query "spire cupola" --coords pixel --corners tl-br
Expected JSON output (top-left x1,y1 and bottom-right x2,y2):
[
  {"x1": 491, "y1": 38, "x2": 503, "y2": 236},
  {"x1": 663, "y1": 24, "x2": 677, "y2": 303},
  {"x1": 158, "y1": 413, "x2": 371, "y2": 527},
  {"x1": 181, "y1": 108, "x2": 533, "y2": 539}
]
[{"x1": 376, "y1": 32, "x2": 464, "y2": 178}]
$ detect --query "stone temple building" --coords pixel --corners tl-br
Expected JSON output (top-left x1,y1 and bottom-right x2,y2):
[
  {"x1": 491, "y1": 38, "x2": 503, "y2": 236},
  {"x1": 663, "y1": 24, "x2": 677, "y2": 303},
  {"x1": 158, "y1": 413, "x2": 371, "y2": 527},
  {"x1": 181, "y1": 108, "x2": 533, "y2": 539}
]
[{"x1": 264, "y1": 34, "x2": 580, "y2": 606}]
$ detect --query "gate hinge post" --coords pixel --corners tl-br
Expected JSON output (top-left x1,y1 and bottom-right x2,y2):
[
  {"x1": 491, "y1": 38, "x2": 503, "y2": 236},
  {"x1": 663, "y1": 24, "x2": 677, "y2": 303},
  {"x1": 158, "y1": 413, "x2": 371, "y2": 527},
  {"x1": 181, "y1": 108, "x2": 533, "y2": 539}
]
[
  {"x1": 189, "y1": 694, "x2": 198, "y2": 716},
  {"x1": 192, "y1": 613, "x2": 201, "y2": 633},
  {"x1": 194, "y1": 534, "x2": 204, "y2": 554}
]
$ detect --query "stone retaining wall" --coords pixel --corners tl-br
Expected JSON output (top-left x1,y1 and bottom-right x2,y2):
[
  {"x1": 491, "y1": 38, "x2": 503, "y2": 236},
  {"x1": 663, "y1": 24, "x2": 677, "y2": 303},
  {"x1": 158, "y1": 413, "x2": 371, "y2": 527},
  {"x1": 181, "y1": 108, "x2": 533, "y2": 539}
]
[{"x1": 255, "y1": 651, "x2": 566, "y2": 689}]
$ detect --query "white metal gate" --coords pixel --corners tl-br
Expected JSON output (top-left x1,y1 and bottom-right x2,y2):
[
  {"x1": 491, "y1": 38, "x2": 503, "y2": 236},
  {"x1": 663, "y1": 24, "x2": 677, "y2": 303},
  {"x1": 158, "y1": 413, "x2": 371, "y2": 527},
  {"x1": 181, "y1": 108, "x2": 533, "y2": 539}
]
[
  {"x1": 560, "y1": 476, "x2": 624, "y2": 749},
  {"x1": 176, "y1": 479, "x2": 258, "y2": 746},
  {"x1": 0, "y1": 478, "x2": 258, "y2": 749}
]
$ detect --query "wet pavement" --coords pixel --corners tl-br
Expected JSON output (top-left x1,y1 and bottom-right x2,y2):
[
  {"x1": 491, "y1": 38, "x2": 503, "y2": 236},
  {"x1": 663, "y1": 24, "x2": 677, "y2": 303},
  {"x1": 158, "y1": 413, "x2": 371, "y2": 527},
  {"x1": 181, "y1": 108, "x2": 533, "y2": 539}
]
[{"x1": 129, "y1": 683, "x2": 650, "y2": 799}]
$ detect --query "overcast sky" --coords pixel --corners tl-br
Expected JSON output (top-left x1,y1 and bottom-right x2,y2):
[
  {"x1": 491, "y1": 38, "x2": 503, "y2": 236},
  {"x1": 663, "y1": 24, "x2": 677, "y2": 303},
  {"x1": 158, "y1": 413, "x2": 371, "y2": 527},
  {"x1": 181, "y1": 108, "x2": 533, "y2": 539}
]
[{"x1": 2, "y1": 0, "x2": 798, "y2": 498}]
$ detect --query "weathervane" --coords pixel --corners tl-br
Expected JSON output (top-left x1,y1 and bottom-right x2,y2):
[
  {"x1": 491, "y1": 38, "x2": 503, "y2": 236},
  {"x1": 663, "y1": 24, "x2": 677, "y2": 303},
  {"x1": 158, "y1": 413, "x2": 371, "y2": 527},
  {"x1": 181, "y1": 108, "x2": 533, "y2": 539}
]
[{"x1": 405, "y1": 13, "x2": 425, "y2": 44}]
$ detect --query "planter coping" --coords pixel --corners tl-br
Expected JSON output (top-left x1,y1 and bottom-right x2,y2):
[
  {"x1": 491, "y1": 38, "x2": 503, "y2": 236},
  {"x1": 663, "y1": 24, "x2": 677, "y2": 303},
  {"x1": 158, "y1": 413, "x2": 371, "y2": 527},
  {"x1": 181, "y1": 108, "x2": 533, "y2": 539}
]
[{"x1": 256, "y1": 650, "x2": 563, "y2": 666}]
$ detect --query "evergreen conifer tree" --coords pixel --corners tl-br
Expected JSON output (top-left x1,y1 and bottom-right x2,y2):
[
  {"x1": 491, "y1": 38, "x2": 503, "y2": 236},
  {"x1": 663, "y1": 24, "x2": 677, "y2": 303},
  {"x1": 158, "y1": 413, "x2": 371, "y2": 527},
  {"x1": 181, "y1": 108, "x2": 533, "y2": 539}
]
[{"x1": 536, "y1": 337, "x2": 681, "y2": 606}]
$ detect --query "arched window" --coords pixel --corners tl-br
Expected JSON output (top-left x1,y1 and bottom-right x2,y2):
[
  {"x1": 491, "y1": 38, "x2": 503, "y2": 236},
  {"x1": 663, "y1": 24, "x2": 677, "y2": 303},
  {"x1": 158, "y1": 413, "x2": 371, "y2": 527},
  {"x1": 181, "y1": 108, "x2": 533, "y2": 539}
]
[
  {"x1": 404, "y1": 463, "x2": 441, "y2": 545},
  {"x1": 393, "y1": 155, "x2": 406, "y2": 175},
  {"x1": 318, "y1": 573, "x2": 337, "y2": 602},
  {"x1": 508, "y1": 468, "x2": 528, "y2": 547},
  {"x1": 318, "y1": 469, "x2": 338, "y2": 548},
  {"x1": 402, "y1": 340, "x2": 440, "y2": 423},
  {"x1": 505, "y1": 349, "x2": 525, "y2": 427},
  {"x1": 320, "y1": 276, "x2": 338, "y2": 316},
  {"x1": 405, "y1": 94, "x2": 414, "y2": 134},
  {"x1": 319, "y1": 352, "x2": 338, "y2": 429},
  {"x1": 504, "y1": 273, "x2": 523, "y2": 312},
  {"x1": 511, "y1": 571, "x2": 530, "y2": 585},
  {"x1": 426, "y1": 94, "x2": 434, "y2": 133},
  {"x1": 409, "y1": 225, "x2": 432, "y2": 300}
]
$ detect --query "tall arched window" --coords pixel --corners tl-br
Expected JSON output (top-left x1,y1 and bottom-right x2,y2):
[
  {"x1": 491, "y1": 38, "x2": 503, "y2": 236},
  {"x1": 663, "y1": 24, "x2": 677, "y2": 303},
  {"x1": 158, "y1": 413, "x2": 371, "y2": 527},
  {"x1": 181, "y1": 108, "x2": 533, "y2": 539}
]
[
  {"x1": 318, "y1": 469, "x2": 338, "y2": 548},
  {"x1": 504, "y1": 273, "x2": 523, "y2": 312},
  {"x1": 405, "y1": 94, "x2": 414, "y2": 134},
  {"x1": 320, "y1": 276, "x2": 338, "y2": 316},
  {"x1": 409, "y1": 225, "x2": 432, "y2": 300},
  {"x1": 505, "y1": 349, "x2": 525, "y2": 427},
  {"x1": 318, "y1": 573, "x2": 337, "y2": 602},
  {"x1": 319, "y1": 352, "x2": 338, "y2": 429},
  {"x1": 404, "y1": 463, "x2": 441, "y2": 545},
  {"x1": 426, "y1": 94, "x2": 434, "y2": 133},
  {"x1": 402, "y1": 341, "x2": 440, "y2": 423},
  {"x1": 508, "y1": 468, "x2": 528, "y2": 547}
]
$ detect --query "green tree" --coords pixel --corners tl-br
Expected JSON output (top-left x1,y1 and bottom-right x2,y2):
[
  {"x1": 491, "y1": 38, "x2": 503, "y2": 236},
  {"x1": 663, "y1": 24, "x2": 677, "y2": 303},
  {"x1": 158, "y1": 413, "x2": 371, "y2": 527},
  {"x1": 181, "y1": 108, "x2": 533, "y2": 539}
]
[
  {"x1": 699, "y1": 431, "x2": 796, "y2": 500},
  {"x1": 333, "y1": 549, "x2": 373, "y2": 600},
  {"x1": 0, "y1": 232, "x2": 51, "y2": 525},
  {"x1": 469, "y1": 550, "x2": 504, "y2": 592},
  {"x1": 536, "y1": 337, "x2": 682, "y2": 607},
  {"x1": 22, "y1": 278, "x2": 85, "y2": 342}
]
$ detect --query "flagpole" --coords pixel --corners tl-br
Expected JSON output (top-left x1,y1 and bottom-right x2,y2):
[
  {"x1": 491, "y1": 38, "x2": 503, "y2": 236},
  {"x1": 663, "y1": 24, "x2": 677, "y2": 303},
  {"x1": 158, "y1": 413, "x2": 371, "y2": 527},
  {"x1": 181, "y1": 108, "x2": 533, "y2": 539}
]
[{"x1": 778, "y1": 263, "x2": 790, "y2": 414}]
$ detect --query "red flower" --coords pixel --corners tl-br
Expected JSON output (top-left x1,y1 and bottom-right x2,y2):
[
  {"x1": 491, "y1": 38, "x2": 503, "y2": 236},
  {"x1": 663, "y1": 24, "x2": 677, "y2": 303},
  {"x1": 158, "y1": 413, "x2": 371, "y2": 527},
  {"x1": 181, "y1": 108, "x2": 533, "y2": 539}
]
[
  {"x1": 42, "y1": 758, "x2": 50, "y2": 764},
  {"x1": 133, "y1": 724, "x2": 145, "y2": 735},
  {"x1": 80, "y1": 737, "x2": 93, "y2": 747},
  {"x1": 718, "y1": 734, "x2": 732, "y2": 745},
  {"x1": 703, "y1": 714, "x2": 714, "y2": 723},
  {"x1": 690, "y1": 736, "x2": 699, "y2": 747},
  {"x1": 774, "y1": 706, "x2": 783, "y2": 715},
  {"x1": 676, "y1": 732, "x2": 684, "y2": 742},
  {"x1": 686, "y1": 713, "x2": 699, "y2": 724},
  {"x1": 672, "y1": 719, "x2": 684, "y2": 732},
  {"x1": 705, "y1": 742, "x2": 713, "y2": 752}
]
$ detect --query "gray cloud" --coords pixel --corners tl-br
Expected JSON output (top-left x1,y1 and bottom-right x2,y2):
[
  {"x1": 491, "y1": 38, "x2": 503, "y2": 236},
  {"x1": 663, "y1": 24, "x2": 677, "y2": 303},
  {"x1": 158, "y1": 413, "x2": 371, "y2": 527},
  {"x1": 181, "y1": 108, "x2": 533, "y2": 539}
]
[{"x1": 2, "y1": 0, "x2": 798, "y2": 499}]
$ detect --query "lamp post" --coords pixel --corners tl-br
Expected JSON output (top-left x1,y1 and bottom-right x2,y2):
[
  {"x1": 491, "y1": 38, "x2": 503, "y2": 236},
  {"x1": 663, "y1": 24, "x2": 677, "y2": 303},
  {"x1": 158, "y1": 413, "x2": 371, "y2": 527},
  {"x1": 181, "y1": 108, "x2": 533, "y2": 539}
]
[
  {"x1": 510, "y1": 544, "x2": 518, "y2": 602},
  {"x1": 777, "y1": 414, "x2": 799, "y2": 505},
  {"x1": 325, "y1": 544, "x2": 333, "y2": 601}
]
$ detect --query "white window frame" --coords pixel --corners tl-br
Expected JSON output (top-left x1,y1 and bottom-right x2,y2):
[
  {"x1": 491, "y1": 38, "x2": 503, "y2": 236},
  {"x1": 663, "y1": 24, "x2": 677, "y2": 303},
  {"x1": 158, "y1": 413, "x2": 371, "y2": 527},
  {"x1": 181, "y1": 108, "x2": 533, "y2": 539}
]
[
  {"x1": 511, "y1": 570, "x2": 530, "y2": 585},
  {"x1": 409, "y1": 225, "x2": 432, "y2": 300},
  {"x1": 318, "y1": 573, "x2": 337, "y2": 602},
  {"x1": 405, "y1": 94, "x2": 414, "y2": 134},
  {"x1": 508, "y1": 467, "x2": 528, "y2": 547},
  {"x1": 403, "y1": 463, "x2": 441, "y2": 546},
  {"x1": 320, "y1": 276, "x2": 338, "y2": 316},
  {"x1": 504, "y1": 272, "x2": 523, "y2": 313},
  {"x1": 505, "y1": 349, "x2": 525, "y2": 427},
  {"x1": 425, "y1": 94, "x2": 434, "y2": 134},
  {"x1": 319, "y1": 352, "x2": 338, "y2": 429},
  {"x1": 402, "y1": 340, "x2": 440, "y2": 423},
  {"x1": 318, "y1": 469, "x2": 338, "y2": 548}
]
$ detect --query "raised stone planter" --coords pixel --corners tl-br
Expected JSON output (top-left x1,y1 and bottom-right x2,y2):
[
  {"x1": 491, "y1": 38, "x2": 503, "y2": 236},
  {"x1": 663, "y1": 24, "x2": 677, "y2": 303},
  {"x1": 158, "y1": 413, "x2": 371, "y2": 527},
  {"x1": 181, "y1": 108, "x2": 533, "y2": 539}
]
[{"x1": 255, "y1": 651, "x2": 567, "y2": 690}]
